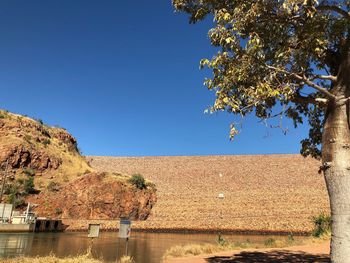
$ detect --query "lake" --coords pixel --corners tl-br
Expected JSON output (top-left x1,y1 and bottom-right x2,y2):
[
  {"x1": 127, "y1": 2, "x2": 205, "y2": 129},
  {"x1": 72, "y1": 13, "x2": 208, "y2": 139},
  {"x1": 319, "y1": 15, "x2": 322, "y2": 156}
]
[{"x1": 0, "y1": 232, "x2": 303, "y2": 263}]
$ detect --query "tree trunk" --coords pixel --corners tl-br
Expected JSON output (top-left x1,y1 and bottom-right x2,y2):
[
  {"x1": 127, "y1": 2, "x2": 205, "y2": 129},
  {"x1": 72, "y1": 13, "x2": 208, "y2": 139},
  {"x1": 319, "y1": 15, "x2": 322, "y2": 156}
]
[{"x1": 322, "y1": 97, "x2": 350, "y2": 262}]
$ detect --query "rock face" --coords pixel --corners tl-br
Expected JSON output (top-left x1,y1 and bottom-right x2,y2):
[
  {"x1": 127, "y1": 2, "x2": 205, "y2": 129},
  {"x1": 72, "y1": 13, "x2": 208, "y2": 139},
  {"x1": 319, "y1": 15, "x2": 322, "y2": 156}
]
[
  {"x1": 0, "y1": 144, "x2": 62, "y2": 171},
  {"x1": 29, "y1": 172, "x2": 157, "y2": 220}
]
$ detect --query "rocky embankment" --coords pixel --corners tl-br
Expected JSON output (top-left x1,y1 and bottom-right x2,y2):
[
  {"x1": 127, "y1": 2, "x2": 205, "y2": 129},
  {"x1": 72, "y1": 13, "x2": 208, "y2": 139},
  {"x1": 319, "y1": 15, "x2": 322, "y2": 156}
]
[
  {"x1": 0, "y1": 110, "x2": 157, "y2": 224},
  {"x1": 89, "y1": 155, "x2": 329, "y2": 234},
  {"x1": 28, "y1": 172, "x2": 156, "y2": 220}
]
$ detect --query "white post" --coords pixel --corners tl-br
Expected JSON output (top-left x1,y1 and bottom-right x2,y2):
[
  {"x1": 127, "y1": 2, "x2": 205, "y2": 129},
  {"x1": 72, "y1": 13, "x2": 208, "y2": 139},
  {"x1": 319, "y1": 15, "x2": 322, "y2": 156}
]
[{"x1": 25, "y1": 203, "x2": 30, "y2": 223}]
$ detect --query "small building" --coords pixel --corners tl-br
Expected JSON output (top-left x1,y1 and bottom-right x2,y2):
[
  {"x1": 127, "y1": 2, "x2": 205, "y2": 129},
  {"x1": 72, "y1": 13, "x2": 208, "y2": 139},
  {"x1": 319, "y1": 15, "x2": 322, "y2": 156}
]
[
  {"x1": 0, "y1": 203, "x2": 13, "y2": 223},
  {"x1": 0, "y1": 203, "x2": 64, "y2": 232}
]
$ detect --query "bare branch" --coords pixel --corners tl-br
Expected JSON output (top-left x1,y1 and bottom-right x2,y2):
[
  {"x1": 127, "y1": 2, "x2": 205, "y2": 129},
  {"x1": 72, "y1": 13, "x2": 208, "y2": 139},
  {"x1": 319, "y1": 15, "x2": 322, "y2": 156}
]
[
  {"x1": 265, "y1": 65, "x2": 336, "y2": 100},
  {"x1": 315, "y1": 98, "x2": 328, "y2": 104},
  {"x1": 295, "y1": 75, "x2": 335, "y2": 99},
  {"x1": 291, "y1": 94, "x2": 327, "y2": 106},
  {"x1": 316, "y1": 5, "x2": 350, "y2": 20},
  {"x1": 310, "y1": 74, "x2": 337, "y2": 81}
]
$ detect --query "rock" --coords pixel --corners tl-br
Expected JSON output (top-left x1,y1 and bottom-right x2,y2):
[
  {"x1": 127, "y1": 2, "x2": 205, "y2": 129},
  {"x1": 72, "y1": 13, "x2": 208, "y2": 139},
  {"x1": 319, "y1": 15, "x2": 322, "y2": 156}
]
[
  {"x1": 0, "y1": 144, "x2": 62, "y2": 172},
  {"x1": 29, "y1": 172, "x2": 157, "y2": 221}
]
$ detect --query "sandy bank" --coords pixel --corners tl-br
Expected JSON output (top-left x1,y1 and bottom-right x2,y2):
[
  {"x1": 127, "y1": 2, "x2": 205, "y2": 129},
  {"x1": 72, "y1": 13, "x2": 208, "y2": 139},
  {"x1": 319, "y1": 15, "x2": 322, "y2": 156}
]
[{"x1": 164, "y1": 241, "x2": 330, "y2": 263}]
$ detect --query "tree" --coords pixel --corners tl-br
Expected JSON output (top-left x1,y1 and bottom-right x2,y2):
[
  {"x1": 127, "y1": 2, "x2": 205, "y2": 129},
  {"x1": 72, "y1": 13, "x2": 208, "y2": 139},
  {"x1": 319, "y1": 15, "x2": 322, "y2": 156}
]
[{"x1": 172, "y1": 1, "x2": 350, "y2": 262}]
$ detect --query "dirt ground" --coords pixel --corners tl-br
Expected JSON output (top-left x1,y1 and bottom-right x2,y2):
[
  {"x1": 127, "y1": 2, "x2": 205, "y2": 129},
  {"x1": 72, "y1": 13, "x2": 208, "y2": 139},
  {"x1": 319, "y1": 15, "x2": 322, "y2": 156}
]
[{"x1": 164, "y1": 241, "x2": 330, "y2": 263}]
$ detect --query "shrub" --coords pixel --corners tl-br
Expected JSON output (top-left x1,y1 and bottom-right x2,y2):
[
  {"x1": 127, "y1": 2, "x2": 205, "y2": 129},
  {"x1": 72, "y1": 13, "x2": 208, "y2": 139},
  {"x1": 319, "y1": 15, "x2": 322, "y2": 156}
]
[
  {"x1": 7, "y1": 183, "x2": 25, "y2": 208},
  {"x1": 41, "y1": 129, "x2": 50, "y2": 137},
  {"x1": 312, "y1": 213, "x2": 331, "y2": 238},
  {"x1": 8, "y1": 194, "x2": 25, "y2": 208},
  {"x1": 264, "y1": 238, "x2": 276, "y2": 247},
  {"x1": 36, "y1": 118, "x2": 44, "y2": 125},
  {"x1": 24, "y1": 177, "x2": 35, "y2": 194},
  {"x1": 3, "y1": 184, "x2": 12, "y2": 195},
  {"x1": 55, "y1": 208, "x2": 63, "y2": 215},
  {"x1": 42, "y1": 138, "x2": 51, "y2": 146},
  {"x1": 287, "y1": 233, "x2": 295, "y2": 244},
  {"x1": 24, "y1": 135, "x2": 32, "y2": 143},
  {"x1": 128, "y1": 174, "x2": 147, "y2": 190},
  {"x1": 47, "y1": 181, "x2": 61, "y2": 192},
  {"x1": 217, "y1": 234, "x2": 229, "y2": 246},
  {"x1": 68, "y1": 142, "x2": 79, "y2": 153},
  {"x1": 23, "y1": 168, "x2": 35, "y2": 177},
  {"x1": 0, "y1": 113, "x2": 5, "y2": 119},
  {"x1": 5, "y1": 177, "x2": 37, "y2": 208},
  {"x1": 77, "y1": 147, "x2": 83, "y2": 155},
  {"x1": 17, "y1": 178, "x2": 24, "y2": 185},
  {"x1": 7, "y1": 184, "x2": 19, "y2": 196},
  {"x1": 62, "y1": 175, "x2": 69, "y2": 182}
]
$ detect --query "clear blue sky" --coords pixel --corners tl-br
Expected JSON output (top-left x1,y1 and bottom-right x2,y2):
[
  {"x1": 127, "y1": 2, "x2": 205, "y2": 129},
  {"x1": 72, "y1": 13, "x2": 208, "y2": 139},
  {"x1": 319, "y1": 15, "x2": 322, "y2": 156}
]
[{"x1": 0, "y1": 0, "x2": 309, "y2": 156}]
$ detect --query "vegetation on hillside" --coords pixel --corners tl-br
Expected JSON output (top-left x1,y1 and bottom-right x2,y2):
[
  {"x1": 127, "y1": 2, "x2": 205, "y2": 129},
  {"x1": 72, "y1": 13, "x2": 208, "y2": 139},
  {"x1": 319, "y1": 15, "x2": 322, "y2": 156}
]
[
  {"x1": 4, "y1": 177, "x2": 37, "y2": 208},
  {"x1": 0, "y1": 109, "x2": 92, "y2": 183},
  {"x1": 128, "y1": 174, "x2": 147, "y2": 190},
  {"x1": 0, "y1": 109, "x2": 93, "y2": 207}
]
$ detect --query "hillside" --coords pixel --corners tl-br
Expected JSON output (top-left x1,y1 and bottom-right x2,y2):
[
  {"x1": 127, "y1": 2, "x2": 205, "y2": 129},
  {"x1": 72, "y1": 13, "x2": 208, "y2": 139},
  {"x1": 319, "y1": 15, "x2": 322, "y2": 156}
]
[
  {"x1": 89, "y1": 155, "x2": 330, "y2": 234},
  {"x1": 0, "y1": 110, "x2": 156, "y2": 221},
  {"x1": 0, "y1": 110, "x2": 91, "y2": 183}
]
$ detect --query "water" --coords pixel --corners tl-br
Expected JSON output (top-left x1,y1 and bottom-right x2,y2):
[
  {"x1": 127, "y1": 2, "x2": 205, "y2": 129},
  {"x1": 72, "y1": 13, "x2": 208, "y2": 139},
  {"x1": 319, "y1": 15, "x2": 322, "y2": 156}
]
[{"x1": 0, "y1": 232, "x2": 302, "y2": 263}]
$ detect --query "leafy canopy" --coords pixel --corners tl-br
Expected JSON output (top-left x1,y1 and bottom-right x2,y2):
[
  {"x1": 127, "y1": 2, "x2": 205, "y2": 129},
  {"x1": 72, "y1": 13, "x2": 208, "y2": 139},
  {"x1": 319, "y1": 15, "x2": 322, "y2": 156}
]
[{"x1": 173, "y1": 0, "x2": 350, "y2": 158}]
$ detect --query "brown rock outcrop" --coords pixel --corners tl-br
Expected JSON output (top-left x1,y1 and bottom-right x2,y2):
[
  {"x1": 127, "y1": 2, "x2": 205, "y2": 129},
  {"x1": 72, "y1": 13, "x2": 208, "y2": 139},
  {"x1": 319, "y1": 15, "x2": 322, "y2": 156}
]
[
  {"x1": 0, "y1": 144, "x2": 62, "y2": 171},
  {"x1": 29, "y1": 172, "x2": 157, "y2": 220}
]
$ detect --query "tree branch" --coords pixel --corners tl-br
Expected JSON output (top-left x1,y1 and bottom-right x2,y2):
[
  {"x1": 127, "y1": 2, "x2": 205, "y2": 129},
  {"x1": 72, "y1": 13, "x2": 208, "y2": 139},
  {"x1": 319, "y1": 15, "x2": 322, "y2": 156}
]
[
  {"x1": 291, "y1": 94, "x2": 328, "y2": 106},
  {"x1": 310, "y1": 74, "x2": 337, "y2": 81},
  {"x1": 316, "y1": 5, "x2": 350, "y2": 20},
  {"x1": 265, "y1": 65, "x2": 336, "y2": 100}
]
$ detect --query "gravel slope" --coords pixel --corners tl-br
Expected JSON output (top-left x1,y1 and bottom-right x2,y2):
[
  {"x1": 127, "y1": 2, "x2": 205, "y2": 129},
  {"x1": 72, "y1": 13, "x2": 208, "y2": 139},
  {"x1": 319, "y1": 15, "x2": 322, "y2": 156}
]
[{"x1": 87, "y1": 154, "x2": 329, "y2": 233}]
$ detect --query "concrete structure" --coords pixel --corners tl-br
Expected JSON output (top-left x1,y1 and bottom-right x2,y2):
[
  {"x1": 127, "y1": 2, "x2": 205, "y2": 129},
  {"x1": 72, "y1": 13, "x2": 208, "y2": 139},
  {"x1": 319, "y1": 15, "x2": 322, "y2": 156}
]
[
  {"x1": 35, "y1": 219, "x2": 63, "y2": 232},
  {"x1": 0, "y1": 203, "x2": 13, "y2": 223},
  {"x1": 0, "y1": 223, "x2": 35, "y2": 232},
  {"x1": 0, "y1": 203, "x2": 64, "y2": 232}
]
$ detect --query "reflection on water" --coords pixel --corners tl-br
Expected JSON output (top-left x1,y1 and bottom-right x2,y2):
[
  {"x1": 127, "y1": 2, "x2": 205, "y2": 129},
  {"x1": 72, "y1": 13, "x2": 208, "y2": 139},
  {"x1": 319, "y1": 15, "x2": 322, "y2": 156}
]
[
  {"x1": 0, "y1": 232, "x2": 304, "y2": 263},
  {"x1": 0, "y1": 234, "x2": 34, "y2": 258}
]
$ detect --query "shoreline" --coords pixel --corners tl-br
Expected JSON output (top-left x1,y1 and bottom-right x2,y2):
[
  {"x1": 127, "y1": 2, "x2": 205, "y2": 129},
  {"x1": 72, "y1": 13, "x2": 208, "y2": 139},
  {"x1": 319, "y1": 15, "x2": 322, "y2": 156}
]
[
  {"x1": 61, "y1": 218, "x2": 312, "y2": 236},
  {"x1": 164, "y1": 241, "x2": 330, "y2": 263},
  {"x1": 63, "y1": 226, "x2": 311, "y2": 236}
]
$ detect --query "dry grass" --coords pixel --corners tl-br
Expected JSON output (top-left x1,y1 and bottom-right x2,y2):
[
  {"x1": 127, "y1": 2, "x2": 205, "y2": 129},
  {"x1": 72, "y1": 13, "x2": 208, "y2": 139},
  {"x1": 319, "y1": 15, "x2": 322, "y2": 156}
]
[
  {"x1": 162, "y1": 236, "x2": 313, "y2": 260},
  {"x1": 86, "y1": 155, "x2": 330, "y2": 233},
  {"x1": 118, "y1": 256, "x2": 135, "y2": 263},
  {"x1": 163, "y1": 243, "x2": 227, "y2": 259},
  {"x1": 0, "y1": 110, "x2": 93, "y2": 190},
  {"x1": 1, "y1": 254, "x2": 103, "y2": 263},
  {"x1": 2, "y1": 254, "x2": 135, "y2": 263}
]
